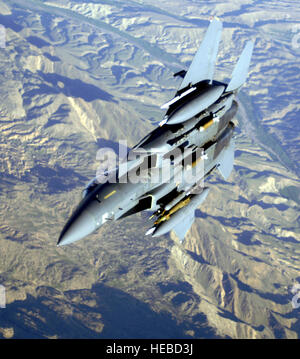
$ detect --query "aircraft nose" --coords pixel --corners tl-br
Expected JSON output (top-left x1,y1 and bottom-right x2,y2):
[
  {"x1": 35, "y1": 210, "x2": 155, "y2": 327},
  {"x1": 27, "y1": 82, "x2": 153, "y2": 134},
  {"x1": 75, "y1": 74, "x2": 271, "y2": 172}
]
[{"x1": 57, "y1": 210, "x2": 97, "y2": 246}]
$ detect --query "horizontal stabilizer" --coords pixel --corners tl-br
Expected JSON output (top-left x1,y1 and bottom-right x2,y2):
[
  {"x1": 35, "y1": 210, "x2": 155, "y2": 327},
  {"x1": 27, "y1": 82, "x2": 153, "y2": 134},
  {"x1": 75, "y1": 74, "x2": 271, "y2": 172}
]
[
  {"x1": 179, "y1": 18, "x2": 223, "y2": 90},
  {"x1": 226, "y1": 41, "x2": 254, "y2": 93},
  {"x1": 217, "y1": 139, "x2": 235, "y2": 180}
]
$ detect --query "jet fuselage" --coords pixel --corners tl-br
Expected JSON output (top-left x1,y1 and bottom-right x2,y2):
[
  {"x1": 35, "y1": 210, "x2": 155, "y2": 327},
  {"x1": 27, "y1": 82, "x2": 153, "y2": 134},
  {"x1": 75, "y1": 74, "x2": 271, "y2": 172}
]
[{"x1": 57, "y1": 18, "x2": 253, "y2": 246}]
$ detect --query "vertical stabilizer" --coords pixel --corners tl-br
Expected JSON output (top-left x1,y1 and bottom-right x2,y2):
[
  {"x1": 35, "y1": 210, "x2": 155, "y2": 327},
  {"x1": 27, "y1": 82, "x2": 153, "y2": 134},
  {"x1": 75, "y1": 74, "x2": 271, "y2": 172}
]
[{"x1": 179, "y1": 19, "x2": 223, "y2": 90}]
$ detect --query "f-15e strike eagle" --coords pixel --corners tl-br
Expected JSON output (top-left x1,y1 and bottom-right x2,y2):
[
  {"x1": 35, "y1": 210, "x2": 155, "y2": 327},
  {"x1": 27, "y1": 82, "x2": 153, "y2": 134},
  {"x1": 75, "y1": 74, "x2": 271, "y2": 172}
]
[{"x1": 57, "y1": 18, "x2": 254, "y2": 246}]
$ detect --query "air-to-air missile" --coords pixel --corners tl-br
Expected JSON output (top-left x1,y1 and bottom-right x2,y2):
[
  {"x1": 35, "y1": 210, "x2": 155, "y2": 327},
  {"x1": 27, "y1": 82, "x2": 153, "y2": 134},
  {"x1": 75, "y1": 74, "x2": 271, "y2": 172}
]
[{"x1": 57, "y1": 18, "x2": 254, "y2": 246}]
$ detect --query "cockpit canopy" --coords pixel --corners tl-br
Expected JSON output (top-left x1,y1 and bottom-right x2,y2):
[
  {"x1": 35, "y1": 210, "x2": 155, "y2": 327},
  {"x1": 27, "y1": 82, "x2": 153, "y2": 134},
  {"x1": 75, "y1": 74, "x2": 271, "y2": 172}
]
[{"x1": 82, "y1": 178, "x2": 102, "y2": 199}]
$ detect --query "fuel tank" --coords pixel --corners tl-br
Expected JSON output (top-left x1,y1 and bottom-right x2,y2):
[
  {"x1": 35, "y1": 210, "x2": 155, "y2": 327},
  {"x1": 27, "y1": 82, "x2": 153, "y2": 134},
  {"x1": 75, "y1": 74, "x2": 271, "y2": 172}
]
[{"x1": 167, "y1": 85, "x2": 225, "y2": 124}]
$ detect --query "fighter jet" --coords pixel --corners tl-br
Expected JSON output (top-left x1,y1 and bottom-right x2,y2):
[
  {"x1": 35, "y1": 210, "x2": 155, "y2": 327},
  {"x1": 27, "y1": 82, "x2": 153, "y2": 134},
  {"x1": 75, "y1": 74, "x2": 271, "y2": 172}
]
[{"x1": 57, "y1": 19, "x2": 253, "y2": 246}]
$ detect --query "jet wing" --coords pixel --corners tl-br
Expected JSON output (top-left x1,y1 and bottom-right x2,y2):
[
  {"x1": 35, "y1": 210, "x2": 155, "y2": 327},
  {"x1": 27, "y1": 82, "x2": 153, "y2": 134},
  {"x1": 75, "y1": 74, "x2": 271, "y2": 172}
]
[
  {"x1": 178, "y1": 18, "x2": 223, "y2": 90},
  {"x1": 172, "y1": 188, "x2": 210, "y2": 242},
  {"x1": 172, "y1": 210, "x2": 195, "y2": 242}
]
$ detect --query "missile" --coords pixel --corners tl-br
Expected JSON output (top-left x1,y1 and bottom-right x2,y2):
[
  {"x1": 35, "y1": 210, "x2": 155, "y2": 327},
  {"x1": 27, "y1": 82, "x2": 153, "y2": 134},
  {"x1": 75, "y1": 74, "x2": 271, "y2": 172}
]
[
  {"x1": 151, "y1": 188, "x2": 210, "y2": 237},
  {"x1": 165, "y1": 191, "x2": 187, "y2": 211}
]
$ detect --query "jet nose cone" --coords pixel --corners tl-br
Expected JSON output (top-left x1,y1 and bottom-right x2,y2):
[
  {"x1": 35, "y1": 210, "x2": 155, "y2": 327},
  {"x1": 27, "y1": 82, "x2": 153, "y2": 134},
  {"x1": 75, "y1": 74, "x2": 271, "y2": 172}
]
[{"x1": 57, "y1": 210, "x2": 97, "y2": 246}]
